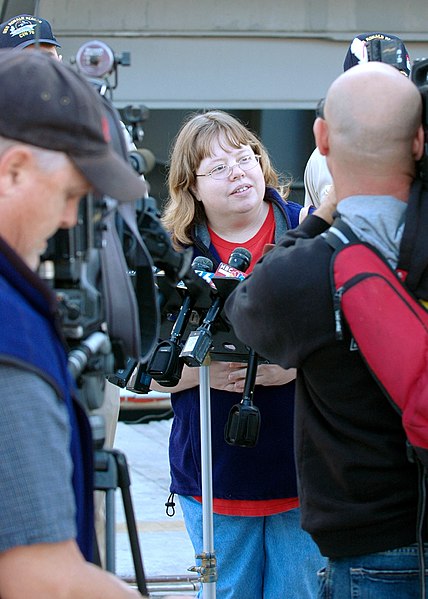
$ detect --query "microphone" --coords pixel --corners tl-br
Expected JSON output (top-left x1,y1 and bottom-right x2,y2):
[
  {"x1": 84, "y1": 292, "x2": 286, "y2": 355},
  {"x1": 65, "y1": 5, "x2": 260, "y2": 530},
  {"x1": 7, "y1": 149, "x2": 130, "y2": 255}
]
[
  {"x1": 192, "y1": 255, "x2": 216, "y2": 288},
  {"x1": 226, "y1": 246, "x2": 252, "y2": 271},
  {"x1": 213, "y1": 248, "x2": 261, "y2": 447},
  {"x1": 181, "y1": 248, "x2": 252, "y2": 367},
  {"x1": 193, "y1": 255, "x2": 214, "y2": 271},
  {"x1": 108, "y1": 356, "x2": 153, "y2": 394},
  {"x1": 214, "y1": 247, "x2": 252, "y2": 280},
  {"x1": 148, "y1": 256, "x2": 214, "y2": 385}
]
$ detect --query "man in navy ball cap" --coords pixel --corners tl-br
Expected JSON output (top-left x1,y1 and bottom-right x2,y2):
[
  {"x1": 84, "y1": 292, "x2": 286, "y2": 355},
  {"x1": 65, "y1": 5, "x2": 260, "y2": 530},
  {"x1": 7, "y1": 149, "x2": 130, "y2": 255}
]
[
  {"x1": 0, "y1": 13, "x2": 61, "y2": 59},
  {"x1": 343, "y1": 32, "x2": 411, "y2": 77},
  {"x1": 304, "y1": 31, "x2": 412, "y2": 210},
  {"x1": 0, "y1": 12, "x2": 158, "y2": 570}
]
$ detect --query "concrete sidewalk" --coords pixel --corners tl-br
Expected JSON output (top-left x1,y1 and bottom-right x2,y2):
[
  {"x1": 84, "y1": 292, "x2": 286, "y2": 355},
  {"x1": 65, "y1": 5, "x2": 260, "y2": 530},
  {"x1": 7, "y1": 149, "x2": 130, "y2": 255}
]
[{"x1": 112, "y1": 418, "x2": 200, "y2": 596}]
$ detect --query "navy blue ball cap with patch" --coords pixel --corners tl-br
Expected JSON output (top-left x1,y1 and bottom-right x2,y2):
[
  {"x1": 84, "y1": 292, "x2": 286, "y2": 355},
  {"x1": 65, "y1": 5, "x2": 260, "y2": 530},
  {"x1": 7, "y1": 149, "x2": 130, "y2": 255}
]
[
  {"x1": 343, "y1": 32, "x2": 410, "y2": 76},
  {"x1": 0, "y1": 14, "x2": 61, "y2": 49}
]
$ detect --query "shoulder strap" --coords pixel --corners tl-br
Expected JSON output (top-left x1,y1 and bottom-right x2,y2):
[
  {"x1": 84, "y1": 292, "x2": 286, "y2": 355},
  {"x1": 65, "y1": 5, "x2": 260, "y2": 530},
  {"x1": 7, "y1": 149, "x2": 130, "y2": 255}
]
[
  {"x1": 100, "y1": 201, "x2": 159, "y2": 364},
  {"x1": 98, "y1": 97, "x2": 159, "y2": 363},
  {"x1": 322, "y1": 216, "x2": 360, "y2": 250}
]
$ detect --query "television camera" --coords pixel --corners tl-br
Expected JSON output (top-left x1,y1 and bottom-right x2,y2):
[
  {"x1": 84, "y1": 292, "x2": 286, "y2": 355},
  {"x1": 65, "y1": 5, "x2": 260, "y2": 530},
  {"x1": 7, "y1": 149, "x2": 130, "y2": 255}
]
[
  {"x1": 39, "y1": 40, "x2": 193, "y2": 412},
  {"x1": 366, "y1": 38, "x2": 428, "y2": 180}
]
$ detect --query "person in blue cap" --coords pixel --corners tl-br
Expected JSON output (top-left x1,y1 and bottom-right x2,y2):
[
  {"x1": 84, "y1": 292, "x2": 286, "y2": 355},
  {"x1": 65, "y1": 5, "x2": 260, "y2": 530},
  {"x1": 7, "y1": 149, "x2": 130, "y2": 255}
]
[
  {"x1": 303, "y1": 32, "x2": 411, "y2": 212},
  {"x1": 0, "y1": 11, "x2": 142, "y2": 570},
  {"x1": 0, "y1": 13, "x2": 61, "y2": 59}
]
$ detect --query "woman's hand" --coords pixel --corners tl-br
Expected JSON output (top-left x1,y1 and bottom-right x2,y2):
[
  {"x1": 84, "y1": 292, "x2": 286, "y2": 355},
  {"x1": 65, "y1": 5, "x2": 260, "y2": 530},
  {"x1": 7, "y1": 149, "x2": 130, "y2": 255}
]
[
  {"x1": 208, "y1": 361, "x2": 241, "y2": 392},
  {"x1": 219, "y1": 362, "x2": 296, "y2": 394},
  {"x1": 151, "y1": 361, "x2": 296, "y2": 394}
]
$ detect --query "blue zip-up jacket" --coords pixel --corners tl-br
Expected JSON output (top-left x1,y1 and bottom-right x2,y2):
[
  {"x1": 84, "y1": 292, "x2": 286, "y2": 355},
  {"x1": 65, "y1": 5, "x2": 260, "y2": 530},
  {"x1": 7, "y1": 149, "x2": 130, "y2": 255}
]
[
  {"x1": 0, "y1": 236, "x2": 94, "y2": 560},
  {"x1": 169, "y1": 189, "x2": 302, "y2": 500}
]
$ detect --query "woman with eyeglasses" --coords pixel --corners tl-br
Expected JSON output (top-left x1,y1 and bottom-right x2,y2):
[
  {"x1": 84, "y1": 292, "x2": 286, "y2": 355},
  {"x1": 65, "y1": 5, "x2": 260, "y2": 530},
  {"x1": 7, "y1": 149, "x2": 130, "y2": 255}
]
[{"x1": 152, "y1": 110, "x2": 324, "y2": 598}]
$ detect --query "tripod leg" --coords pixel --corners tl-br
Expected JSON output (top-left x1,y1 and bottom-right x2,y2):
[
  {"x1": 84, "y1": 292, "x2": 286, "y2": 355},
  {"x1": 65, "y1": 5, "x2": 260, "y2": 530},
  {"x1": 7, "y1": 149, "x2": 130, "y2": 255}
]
[
  {"x1": 105, "y1": 487, "x2": 116, "y2": 573},
  {"x1": 94, "y1": 449, "x2": 149, "y2": 596},
  {"x1": 113, "y1": 450, "x2": 149, "y2": 597},
  {"x1": 92, "y1": 530, "x2": 102, "y2": 567}
]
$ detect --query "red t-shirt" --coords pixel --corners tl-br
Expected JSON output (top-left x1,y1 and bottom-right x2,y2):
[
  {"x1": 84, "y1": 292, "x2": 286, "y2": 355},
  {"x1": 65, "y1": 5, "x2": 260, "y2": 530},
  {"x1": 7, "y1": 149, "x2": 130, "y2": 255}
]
[{"x1": 208, "y1": 203, "x2": 276, "y2": 272}]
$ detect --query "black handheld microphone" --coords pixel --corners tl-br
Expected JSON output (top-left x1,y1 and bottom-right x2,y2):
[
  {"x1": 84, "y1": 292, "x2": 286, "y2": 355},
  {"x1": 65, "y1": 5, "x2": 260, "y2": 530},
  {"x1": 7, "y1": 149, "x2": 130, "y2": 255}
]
[
  {"x1": 215, "y1": 247, "x2": 261, "y2": 447},
  {"x1": 148, "y1": 256, "x2": 214, "y2": 385},
  {"x1": 227, "y1": 247, "x2": 252, "y2": 271},
  {"x1": 180, "y1": 248, "x2": 252, "y2": 367},
  {"x1": 213, "y1": 247, "x2": 252, "y2": 280},
  {"x1": 192, "y1": 255, "x2": 216, "y2": 283}
]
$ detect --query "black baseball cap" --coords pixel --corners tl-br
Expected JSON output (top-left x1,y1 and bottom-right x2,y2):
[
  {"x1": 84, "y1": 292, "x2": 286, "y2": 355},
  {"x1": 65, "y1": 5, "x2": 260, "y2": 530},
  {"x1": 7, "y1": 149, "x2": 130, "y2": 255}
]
[
  {"x1": 0, "y1": 14, "x2": 61, "y2": 49},
  {"x1": 343, "y1": 32, "x2": 411, "y2": 76},
  {"x1": 0, "y1": 50, "x2": 147, "y2": 202}
]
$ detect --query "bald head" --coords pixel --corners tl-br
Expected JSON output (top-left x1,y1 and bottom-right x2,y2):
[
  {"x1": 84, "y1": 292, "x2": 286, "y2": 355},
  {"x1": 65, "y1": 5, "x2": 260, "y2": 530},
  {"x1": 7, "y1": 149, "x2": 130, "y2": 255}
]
[{"x1": 315, "y1": 62, "x2": 423, "y2": 199}]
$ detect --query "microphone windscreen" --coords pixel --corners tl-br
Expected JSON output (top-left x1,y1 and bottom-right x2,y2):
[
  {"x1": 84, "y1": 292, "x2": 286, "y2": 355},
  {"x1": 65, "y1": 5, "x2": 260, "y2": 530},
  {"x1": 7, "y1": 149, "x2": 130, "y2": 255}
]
[
  {"x1": 228, "y1": 247, "x2": 252, "y2": 272},
  {"x1": 192, "y1": 256, "x2": 214, "y2": 272},
  {"x1": 192, "y1": 256, "x2": 216, "y2": 288}
]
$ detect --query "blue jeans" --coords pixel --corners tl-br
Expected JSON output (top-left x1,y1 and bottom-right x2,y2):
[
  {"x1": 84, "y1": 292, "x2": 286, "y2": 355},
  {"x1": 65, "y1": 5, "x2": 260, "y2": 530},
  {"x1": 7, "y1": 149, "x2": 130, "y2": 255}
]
[
  {"x1": 317, "y1": 543, "x2": 428, "y2": 598},
  {"x1": 179, "y1": 495, "x2": 325, "y2": 598}
]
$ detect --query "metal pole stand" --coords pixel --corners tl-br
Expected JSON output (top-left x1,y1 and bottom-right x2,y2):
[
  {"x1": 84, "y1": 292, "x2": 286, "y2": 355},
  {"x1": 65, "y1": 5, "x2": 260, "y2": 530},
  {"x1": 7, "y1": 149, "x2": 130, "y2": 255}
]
[
  {"x1": 188, "y1": 355, "x2": 217, "y2": 598},
  {"x1": 94, "y1": 448, "x2": 148, "y2": 596}
]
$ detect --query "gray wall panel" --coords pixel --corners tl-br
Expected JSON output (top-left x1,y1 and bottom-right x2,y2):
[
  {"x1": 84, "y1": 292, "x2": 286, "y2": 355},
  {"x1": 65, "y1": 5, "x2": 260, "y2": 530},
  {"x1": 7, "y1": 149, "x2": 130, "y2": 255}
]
[{"x1": 23, "y1": 1, "x2": 428, "y2": 204}]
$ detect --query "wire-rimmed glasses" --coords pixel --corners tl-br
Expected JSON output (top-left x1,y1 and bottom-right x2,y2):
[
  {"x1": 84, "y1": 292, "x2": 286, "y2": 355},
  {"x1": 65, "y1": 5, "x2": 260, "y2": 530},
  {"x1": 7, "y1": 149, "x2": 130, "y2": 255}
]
[{"x1": 196, "y1": 154, "x2": 261, "y2": 180}]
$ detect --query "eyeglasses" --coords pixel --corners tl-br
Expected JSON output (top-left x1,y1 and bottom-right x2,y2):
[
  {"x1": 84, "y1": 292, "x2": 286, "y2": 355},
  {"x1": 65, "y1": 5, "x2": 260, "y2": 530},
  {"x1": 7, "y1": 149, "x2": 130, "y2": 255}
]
[{"x1": 196, "y1": 154, "x2": 261, "y2": 180}]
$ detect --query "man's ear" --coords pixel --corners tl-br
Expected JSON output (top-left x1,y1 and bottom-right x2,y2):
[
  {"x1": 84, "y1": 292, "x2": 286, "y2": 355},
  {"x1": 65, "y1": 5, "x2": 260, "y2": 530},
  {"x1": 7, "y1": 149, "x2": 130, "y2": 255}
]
[
  {"x1": 313, "y1": 117, "x2": 330, "y2": 157},
  {"x1": 413, "y1": 124, "x2": 425, "y2": 161},
  {"x1": 0, "y1": 146, "x2": 33, "y2": 190}
]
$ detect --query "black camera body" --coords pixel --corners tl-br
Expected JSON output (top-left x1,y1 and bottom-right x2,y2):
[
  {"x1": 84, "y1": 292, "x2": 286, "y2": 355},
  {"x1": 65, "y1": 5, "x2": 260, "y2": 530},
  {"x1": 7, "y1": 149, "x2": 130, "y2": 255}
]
[
  {"x1": 41, "y1": 194, "x2": 106, "y2": 341},
  {"x1": 39, "y1": 40, "x2": 200, "y2": 405},
  {"x1": 364, "y1": 40, "x2": 428, "y2": 183},
  {"x1": 411, "y1": 58, "x2": 428, "y2": 185},
  {"x1": 38, "y1": 43, "x2": 152, "y2": 413}
]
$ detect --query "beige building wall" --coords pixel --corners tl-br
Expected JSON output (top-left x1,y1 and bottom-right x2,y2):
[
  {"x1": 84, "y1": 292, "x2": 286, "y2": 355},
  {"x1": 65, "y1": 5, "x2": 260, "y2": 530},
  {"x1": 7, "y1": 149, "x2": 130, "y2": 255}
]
[
  {"x1": 38, "y1": 0, "x2": 428, "y2": 109},
  {"x1": 21, "y1": 1, "x2": 428, "y2": 201}
]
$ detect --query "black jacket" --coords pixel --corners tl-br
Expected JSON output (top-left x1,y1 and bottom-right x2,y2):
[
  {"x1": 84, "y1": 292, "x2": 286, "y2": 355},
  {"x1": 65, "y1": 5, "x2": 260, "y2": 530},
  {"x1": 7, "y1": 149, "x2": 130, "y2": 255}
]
[{"x1": 224, "y1": 214, "x2": 419, "y2": 558}]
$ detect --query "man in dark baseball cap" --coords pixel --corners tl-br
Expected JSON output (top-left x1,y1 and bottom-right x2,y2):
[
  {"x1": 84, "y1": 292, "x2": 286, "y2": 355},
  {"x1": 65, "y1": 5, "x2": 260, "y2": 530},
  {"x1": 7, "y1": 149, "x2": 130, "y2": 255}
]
[
  {"x1": 0, "y1": 43, "x2": 152, "y2": 573},
  {"x1": 0, "y1": 49, "x2": 147, "y2": 202},
  {"x1": 0, "y1": 45, "x2": 150, "y2": 597}
]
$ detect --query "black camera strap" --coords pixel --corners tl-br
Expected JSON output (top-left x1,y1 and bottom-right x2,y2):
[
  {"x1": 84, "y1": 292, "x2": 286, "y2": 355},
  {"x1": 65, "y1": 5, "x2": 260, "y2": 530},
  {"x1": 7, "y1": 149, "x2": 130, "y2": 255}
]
[
  {"x1": 101, "y1": 199, "x2": 159, "y2": 363},
  {"x1": 97, "y1": 95, "x2": 159, "y2": 363}
]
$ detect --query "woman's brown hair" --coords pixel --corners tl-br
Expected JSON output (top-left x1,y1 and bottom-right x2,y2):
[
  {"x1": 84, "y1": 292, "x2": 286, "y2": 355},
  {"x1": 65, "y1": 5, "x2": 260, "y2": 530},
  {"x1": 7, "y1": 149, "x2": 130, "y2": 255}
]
[{"x1": 162, "y1": 110, "x2": 291, "y2": 248}]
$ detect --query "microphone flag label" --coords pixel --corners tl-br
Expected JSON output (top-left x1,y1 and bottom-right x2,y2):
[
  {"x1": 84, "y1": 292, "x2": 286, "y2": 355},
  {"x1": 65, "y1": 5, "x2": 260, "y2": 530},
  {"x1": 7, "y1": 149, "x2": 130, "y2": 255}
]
[
  {"x1": 215, "y1": 262, "x2": 247, "y2": 280},
  {"x1": 194, "y1": 269, "x2": 217, "y2": 288}
]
